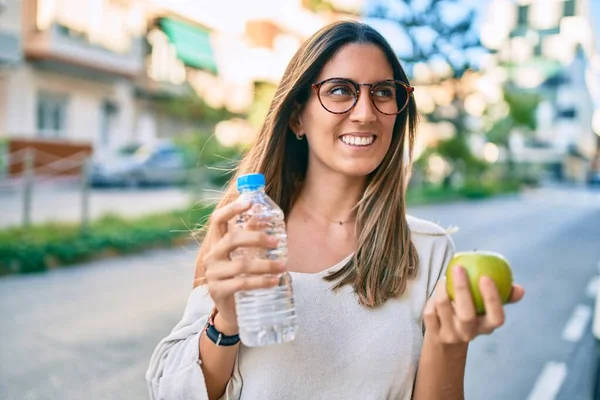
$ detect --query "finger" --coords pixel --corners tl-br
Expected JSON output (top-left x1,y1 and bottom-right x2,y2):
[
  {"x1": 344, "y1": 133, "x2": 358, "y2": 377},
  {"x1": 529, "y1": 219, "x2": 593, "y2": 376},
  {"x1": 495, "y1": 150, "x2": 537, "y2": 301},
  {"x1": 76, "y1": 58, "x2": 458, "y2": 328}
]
[
  {"x1": 479, "y1": 276, "x2": 505, "y2": 332},
  {"x1": 423, "y1": 297, "x2": 440, "y2": 334},
  {"x1": 205, "y1": 259, "x2": 286, "y2": 281},
  {"x1": 434, "y1": 281, "x2": 459, "y2": 340},
  {"x1": 507, "y1": 284, "x2": 525, "y2": 304},
  {"x1": 210, "y1": 230, "x2": 278, "y2": 261},
  {"x1": 244, "y1": 214, "x2": 267, "y2": 231},
  {"x1": 210, "y1": 199, "x2": 252, "y2": 238},
  {"x1": 450, "y1": 266, "x2": 477, "y2": 340},
  {"x1": 210, "y1": 275, "x2": 280, "y2": 299}
]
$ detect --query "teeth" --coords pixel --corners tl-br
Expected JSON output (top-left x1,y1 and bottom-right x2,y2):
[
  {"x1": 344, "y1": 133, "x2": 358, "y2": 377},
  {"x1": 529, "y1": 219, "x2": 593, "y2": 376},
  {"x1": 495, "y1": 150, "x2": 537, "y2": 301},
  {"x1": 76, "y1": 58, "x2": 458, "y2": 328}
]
[{"x1": 341, "y1": 135, "x2": 374, "y2": 146}]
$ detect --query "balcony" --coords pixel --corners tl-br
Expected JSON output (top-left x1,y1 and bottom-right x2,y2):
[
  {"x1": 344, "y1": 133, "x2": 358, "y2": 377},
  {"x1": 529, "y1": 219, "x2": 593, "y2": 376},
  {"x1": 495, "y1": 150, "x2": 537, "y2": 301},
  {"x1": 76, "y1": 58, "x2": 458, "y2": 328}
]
[
  {"x1": 24, "y1": 23, "x2": 144, "y2": 79},
  {"x1": 21, "y1": 0, "x2": 146, "y2": 78}
]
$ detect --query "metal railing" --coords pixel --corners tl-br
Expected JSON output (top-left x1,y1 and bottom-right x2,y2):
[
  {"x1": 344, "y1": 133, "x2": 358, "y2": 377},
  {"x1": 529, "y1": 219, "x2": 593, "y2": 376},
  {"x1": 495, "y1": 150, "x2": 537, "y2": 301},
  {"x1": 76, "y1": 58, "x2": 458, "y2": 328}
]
[{"x1": 1, "y1": 147, "x2": 92, "y2": 230}]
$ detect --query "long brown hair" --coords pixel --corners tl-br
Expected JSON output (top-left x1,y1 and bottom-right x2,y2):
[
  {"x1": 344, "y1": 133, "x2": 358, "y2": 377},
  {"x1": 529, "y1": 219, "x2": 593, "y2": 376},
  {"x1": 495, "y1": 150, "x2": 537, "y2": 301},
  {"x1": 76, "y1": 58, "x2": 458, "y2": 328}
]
[{"x1": 215, "y1": 20, "x2": 419, "y2": 308}]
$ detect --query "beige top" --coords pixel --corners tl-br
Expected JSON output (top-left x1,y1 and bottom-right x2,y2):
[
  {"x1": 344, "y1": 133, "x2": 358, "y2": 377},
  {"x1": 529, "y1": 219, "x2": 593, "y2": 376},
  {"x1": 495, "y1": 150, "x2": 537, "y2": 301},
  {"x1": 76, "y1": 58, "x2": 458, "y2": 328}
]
[{"x1": 146, "y1": 215, "x2": 455, "y2": 400}]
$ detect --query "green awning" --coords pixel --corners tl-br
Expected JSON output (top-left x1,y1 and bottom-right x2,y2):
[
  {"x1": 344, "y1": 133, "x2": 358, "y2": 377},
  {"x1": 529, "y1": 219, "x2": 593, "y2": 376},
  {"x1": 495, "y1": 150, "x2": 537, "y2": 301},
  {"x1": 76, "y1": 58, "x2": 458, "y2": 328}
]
[{"x1": 160, "y1": 17, "x2": 217, "y2": 74}]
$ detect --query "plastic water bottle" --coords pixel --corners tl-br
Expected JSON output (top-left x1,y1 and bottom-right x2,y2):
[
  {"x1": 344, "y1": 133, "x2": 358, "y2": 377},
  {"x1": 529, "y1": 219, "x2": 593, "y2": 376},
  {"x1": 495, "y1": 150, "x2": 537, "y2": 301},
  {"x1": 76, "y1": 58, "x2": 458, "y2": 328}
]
[{"x1": 230, "y1": 173, "x2": 298, "y2": 347}]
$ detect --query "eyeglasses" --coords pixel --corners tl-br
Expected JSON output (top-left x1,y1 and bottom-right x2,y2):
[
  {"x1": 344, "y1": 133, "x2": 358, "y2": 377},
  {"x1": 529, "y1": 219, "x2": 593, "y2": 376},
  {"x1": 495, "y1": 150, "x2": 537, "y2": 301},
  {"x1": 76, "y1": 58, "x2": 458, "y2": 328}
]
[{"x1": 311, "y1": 77, "x2": 414, "y2": 116}]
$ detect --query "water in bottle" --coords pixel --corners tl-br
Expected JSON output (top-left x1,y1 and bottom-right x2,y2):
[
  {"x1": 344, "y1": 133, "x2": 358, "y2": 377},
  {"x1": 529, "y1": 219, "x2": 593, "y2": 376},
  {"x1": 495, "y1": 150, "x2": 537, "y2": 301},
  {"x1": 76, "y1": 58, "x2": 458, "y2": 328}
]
[{"x1": 230, "y1": 173, "x2": 298, "y2": 347}]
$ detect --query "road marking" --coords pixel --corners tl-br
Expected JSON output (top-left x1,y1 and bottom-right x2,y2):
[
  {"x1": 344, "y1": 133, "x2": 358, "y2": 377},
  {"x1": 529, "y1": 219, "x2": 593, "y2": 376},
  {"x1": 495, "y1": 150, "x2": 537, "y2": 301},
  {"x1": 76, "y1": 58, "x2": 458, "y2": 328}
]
[
  {"x1": 587, "y1": 276, "x2": 600, "y2": 298},
  {"x1": 562, "y1": 304, "x2": 592, "y2": 342},
  {"x1": 526, "y1": 361, "x2": 567, "y2": 400}
]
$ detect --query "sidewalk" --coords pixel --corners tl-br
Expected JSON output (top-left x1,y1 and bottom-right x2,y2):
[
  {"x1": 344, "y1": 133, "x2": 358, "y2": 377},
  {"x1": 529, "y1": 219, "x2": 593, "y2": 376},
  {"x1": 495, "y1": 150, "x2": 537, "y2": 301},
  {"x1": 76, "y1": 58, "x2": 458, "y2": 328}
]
[{"x1": 0, "y1": 183, "x2": 220, "y2": 228}]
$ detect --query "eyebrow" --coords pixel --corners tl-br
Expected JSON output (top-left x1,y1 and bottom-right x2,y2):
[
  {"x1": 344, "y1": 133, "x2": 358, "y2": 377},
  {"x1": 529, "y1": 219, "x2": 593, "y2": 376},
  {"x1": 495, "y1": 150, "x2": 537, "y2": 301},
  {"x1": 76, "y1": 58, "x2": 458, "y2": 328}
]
[{"x1": 319, "y1": 77, "x2": 396, "y2": 83}]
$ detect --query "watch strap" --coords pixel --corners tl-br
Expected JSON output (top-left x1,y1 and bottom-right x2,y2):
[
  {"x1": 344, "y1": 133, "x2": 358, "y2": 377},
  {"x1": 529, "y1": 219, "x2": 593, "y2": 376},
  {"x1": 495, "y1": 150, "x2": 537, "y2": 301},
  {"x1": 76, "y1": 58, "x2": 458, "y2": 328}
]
[{"x1": 204, "y1": 308, "x2": 240, "y2": 346}]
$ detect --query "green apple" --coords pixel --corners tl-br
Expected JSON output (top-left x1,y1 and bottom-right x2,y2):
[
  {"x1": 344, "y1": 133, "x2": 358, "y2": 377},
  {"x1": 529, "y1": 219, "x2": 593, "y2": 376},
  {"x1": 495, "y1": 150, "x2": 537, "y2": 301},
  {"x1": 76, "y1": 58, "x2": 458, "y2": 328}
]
[{"x1": 445, "y1": 250, "x2": 513, "y2": 315}]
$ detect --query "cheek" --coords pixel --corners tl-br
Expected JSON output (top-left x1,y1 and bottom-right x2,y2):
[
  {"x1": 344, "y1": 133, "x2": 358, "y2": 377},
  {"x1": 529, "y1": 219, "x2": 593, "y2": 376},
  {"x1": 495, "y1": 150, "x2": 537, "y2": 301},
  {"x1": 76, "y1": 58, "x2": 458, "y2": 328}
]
[
  {"x1": 303, "y1": 105, "x2": 344, "y2": 138},
  {"x1": 379, "y1": 118, "x2": 396, "y2": 147}
]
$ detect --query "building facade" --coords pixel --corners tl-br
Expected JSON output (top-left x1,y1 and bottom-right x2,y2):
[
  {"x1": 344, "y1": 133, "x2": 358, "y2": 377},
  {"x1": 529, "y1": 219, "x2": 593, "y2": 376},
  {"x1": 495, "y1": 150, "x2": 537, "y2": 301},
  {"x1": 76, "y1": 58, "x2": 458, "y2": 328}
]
[
  {"x1": 0, "y1": 0, "x2": 357, "y2": 156},
  {"x1": 481, "y1": 0, "x2": 600, "y2": 181},
  {"x1": 0, "y1": 0, "x2": 150, "y2": 156}
]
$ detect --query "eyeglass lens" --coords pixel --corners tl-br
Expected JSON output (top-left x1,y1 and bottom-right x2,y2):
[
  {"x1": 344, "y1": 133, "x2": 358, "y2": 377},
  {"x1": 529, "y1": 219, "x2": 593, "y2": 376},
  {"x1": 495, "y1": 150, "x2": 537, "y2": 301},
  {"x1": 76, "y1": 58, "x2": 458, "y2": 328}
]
[{"x1": 317, "y1": 79, "x2": 409, "y2": 115}]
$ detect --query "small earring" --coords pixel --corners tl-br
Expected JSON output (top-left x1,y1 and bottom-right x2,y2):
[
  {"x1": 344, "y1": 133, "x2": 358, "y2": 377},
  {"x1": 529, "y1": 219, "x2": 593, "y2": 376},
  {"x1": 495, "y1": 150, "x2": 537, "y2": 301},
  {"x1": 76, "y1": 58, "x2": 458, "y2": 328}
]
[{"x1": 295, "y1": 133, "x2": 304, "y2": 141}]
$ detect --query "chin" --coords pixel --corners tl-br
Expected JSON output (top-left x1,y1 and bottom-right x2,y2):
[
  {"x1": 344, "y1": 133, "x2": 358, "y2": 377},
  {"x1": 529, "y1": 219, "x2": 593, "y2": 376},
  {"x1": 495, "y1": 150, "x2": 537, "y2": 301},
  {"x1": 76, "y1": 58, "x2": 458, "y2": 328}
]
[{"x1": 337, "y1": 162, "x2": 381, "y2": 178}]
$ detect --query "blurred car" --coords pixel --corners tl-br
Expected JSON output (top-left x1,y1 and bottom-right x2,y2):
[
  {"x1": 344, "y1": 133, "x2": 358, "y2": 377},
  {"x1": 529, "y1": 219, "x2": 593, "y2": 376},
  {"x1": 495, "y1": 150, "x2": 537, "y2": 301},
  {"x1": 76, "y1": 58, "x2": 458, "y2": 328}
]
[
  {"x1": 588, "y1": 170, "x2": 600, "y2": 187},
  {"x1": 89, "y1": 141, "x2": 189, "y2": 187},
  {"x1": 593, "y1": 283, "x2": 600, "y2": 399}
]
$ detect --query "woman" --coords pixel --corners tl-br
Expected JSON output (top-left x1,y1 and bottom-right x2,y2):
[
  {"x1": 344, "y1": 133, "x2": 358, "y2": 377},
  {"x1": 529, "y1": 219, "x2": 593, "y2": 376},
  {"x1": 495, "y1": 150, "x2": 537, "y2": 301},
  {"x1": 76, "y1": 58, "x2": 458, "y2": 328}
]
[{"x1": 146, "y1": 20, "x2": 525, "y2": 400}]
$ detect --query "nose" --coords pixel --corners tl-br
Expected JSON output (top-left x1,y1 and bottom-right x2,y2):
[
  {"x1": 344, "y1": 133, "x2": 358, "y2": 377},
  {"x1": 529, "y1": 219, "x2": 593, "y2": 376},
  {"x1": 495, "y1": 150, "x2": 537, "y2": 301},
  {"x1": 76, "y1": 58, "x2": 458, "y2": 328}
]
[{"x1": 349, "y1": 88, "x2": 377, "y2": 124}]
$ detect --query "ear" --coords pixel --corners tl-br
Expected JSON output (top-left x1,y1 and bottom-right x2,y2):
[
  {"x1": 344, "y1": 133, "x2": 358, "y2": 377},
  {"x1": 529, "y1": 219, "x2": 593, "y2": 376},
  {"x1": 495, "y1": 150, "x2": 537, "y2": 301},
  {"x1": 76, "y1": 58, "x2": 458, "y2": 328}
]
[{"x1": 289, "y1": 102, "x2": 304, "y2": 136}]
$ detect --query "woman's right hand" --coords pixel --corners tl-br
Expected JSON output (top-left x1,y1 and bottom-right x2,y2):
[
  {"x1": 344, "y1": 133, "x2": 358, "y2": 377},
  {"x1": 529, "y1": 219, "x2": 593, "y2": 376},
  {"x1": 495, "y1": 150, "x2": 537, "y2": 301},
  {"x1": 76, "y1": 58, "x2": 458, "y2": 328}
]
[{"x1": 200, "y1": 199, "x2": 285, "y2": 334}]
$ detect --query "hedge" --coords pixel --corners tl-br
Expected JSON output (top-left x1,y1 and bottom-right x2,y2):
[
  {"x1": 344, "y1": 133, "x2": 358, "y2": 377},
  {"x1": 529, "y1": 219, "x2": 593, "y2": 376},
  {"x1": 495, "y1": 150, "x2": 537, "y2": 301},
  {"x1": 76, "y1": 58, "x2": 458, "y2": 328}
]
[
  {"x1": 0, "y1": 203, "x2": 215, "y2": 275},
  {"x1": 0, "y1": 180, "x2": 521, "y2": 276}
]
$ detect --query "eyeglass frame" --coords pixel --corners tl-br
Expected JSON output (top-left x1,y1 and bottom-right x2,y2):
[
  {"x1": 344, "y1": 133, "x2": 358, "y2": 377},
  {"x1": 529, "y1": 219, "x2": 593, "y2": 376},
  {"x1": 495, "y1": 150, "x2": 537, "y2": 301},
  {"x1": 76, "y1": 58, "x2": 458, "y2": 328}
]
[{"x1": 311, "y1": 77, "x2": 415, "y2": 116}]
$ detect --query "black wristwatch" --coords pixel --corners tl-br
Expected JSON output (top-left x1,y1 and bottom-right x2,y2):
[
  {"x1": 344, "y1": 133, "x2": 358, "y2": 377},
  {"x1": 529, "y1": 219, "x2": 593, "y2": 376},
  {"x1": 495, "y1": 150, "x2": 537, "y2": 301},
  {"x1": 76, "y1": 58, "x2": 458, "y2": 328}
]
[{"x1": 204, "y1": 308, "x2": 240, "y2": 346}]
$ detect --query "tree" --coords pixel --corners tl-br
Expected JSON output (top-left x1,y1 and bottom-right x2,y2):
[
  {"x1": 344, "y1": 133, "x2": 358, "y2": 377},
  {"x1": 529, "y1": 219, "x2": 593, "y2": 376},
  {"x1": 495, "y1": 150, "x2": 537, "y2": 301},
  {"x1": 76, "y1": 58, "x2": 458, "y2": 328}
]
[
  {"x1": 486, "y1": 87, "x2": 539, "y2": 147},
  {"x1": 485, "y1": 86, "x2": 540, "y2": 180},
  {"x1": 366, "y1": 0, "x2": 486, "y2": 151},
  {"x1": 366, "y1": 0, "x2": 481, "y2": 79},
  {"x1": 366, "y1": 0, "x2": 494, "y2": 186}
]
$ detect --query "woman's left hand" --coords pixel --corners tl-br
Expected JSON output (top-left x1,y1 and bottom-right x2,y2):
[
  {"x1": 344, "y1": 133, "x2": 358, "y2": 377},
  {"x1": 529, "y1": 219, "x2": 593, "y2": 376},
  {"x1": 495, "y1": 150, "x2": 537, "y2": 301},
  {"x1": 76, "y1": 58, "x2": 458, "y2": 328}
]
[{"x1": 423, "y1": 266, "x2": 526, "y2": 345}]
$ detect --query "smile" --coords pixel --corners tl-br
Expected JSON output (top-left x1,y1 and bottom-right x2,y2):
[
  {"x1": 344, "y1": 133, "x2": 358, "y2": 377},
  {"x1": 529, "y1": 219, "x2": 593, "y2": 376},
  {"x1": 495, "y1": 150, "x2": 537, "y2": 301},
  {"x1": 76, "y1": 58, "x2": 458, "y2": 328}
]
[{"x1": 339, "y1": 135, "x2": 376, "y2": 147}]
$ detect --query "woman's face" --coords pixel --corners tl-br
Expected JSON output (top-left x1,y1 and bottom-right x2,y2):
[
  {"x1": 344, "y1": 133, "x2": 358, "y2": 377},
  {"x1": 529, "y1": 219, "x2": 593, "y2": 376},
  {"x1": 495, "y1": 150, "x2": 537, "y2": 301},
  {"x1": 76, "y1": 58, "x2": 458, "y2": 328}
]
[{"x1": 291, "y1": 43, "x2": 397, "y2": 179}]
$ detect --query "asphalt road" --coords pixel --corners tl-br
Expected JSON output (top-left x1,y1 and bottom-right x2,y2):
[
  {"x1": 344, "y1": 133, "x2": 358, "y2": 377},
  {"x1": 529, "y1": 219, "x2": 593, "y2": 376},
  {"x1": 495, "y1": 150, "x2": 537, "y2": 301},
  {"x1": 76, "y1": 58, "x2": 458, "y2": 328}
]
[
  {"x1": 0, "y1": 186, "x2": 598, "y2": 400},
  {"x1": 409, "y1": 186, "x2": 600, "y2": 400}
]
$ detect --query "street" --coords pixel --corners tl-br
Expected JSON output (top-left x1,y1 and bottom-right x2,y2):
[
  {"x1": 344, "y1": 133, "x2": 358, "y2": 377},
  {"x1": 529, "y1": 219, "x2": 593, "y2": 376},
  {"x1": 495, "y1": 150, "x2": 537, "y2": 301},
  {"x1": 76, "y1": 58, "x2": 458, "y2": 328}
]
[
  {"x1": 0, "y1": 186, "x2": 598, "y2": 400},
  {"x1": 410, "y1": 186, "x2": 600, "y2": 400}
]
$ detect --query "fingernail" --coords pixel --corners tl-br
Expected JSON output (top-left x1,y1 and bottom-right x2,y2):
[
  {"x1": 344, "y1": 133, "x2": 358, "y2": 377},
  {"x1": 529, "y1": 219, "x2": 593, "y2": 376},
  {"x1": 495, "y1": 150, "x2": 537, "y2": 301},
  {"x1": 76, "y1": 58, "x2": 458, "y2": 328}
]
[
  {"x1": 278, "y1": 262, "x2": 287, "y2": 271},
  {"x1": 481, "y1": 276, "x2": 493, "y2": 287},
  {"x1": 453, "y1": 266, "x2": 465, "y2": 280},
  {"x1": 269, "y1": 236, "x2": 279, "y2": 245},
  {"x1": 238, "y1": 199, "x2": 251, "y2": 208}
]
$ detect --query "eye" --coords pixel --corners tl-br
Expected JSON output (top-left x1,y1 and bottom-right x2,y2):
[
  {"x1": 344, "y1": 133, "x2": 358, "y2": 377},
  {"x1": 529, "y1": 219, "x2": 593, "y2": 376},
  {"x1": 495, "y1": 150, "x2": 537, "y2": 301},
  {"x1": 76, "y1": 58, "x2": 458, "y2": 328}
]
[
  {"x1": 328, "y1": 85, "x2": 354, "y2": 96},
  {"x1": 373, "y1": 84, "x2": 396, "y2": 100},
  {"x1": 319, "y1": 79, "x2": 356, "y2": 100}
]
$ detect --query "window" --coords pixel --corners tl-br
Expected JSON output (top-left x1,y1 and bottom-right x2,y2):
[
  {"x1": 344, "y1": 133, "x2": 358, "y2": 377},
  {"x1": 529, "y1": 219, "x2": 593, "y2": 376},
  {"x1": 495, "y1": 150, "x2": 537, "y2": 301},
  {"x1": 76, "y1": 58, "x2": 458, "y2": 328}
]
[
  {"x1": 100, "y1": 101, "x2": 118, "y2": 146},
  {"x1": 518, "y1": 5, "x2": 529, "y2": 25},
  {"x1": 37, "y1": 92, "x2": 68, "y2": 137},
  {"x1": 563, "y1": 0, "x2": 576, "y2": 17},
  {"x1": 557, "y1": 108, "x2": 577, "y2": 119}
]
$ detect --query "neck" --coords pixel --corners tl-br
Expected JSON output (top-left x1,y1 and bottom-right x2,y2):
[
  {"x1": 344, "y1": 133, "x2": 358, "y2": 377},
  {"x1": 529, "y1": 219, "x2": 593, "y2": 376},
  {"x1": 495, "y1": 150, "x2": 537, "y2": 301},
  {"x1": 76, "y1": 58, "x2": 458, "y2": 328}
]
[{"x1": 297, "y1": 167, "x2": 366, "y2": 224}]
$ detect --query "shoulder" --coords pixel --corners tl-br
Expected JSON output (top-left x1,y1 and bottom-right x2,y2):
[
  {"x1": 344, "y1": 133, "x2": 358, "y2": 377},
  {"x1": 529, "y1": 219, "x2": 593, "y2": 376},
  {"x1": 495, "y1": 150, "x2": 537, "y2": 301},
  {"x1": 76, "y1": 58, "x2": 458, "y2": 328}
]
[
  {"x1": 406, "y1": 215, "x2": 448, "y2": 235},
  {"x1": 406, "y1": 215, "x2": 456, "y2": 298},
  {"x1": 406, "y1": 215, "x2": 456, "y2": 253}
]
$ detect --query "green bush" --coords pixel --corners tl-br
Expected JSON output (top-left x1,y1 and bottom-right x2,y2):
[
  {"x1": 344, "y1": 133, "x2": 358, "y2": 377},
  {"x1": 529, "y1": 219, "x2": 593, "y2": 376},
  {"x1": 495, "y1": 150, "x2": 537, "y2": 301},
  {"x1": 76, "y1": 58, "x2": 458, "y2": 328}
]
[
  {"x1": 156, "y1": 94, "x2": 238, "y2": 125},
  {"x1": 0, "y1": 204, "x2": 214, "y2": 276},
  {"x1": 458, "y1": 182, "x2": 495, "y2": 199},
  {"x1": 457, "y1": 178, "x2": 521, "y2": 199},
  {"x1": 406, "y1": 178, "x2": 521, "y2": 205},
  {"x1": 406, "y1": 185, "x2": 464, "y2": 205}
]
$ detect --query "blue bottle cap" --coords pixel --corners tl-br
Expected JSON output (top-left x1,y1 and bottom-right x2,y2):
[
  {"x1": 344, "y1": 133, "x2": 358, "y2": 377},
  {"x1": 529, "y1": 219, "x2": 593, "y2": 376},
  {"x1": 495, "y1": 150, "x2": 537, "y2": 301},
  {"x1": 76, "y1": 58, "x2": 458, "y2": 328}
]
[{"x1": 237, "y1": 173, "x2": 265, "y2": 190}]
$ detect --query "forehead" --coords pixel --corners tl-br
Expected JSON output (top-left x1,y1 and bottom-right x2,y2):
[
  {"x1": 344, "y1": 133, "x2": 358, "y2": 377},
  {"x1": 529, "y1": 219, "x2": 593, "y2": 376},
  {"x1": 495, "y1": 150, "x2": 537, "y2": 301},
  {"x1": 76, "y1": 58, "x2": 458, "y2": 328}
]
[{"x1": 317, "y1": 43, "x2": 394, "y2": 83}]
